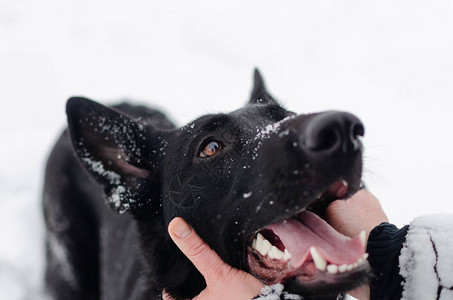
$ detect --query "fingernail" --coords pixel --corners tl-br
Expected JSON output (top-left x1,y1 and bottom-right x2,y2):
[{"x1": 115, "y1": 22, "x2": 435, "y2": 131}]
[{"x1": 173, "y1": 219, "x2": 192, "y2": 239}]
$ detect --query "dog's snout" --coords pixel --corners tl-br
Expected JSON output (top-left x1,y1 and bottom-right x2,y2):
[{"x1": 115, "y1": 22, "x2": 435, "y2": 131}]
[{"x1": 301, "y1": 111, "x2": 364, "y2": 154}]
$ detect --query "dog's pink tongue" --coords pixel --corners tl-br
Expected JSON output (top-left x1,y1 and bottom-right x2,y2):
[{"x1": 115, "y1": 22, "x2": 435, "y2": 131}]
[{"x1": 267, "y1": 211, "x2": 364, "y2": 267}]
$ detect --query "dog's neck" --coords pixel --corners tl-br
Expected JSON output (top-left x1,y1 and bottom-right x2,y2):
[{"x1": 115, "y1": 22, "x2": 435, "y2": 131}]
[{"x1": 135, "y1": 217, "x2": 206, "y2": 299}]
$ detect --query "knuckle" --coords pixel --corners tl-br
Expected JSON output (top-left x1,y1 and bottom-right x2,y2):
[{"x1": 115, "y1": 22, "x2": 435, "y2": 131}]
[{"x1": 187, "y1": 240, "x2": 209, "y2": 258}]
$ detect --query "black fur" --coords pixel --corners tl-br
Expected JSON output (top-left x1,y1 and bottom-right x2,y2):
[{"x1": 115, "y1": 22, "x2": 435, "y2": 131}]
[{"x1": 43, "y1": 70, "x2": 367, "y2": 299}]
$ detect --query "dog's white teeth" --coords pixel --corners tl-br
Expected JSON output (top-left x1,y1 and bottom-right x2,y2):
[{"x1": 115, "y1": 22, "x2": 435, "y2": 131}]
[
  {"x1": 310, "y1": 247, "x2": 327, "y2": 271},
  {"x1": 268, "y1": 246, "x2": 285, "y2": 260},
  {"x1": 251, "y1": 234, "x2": 368, "y2": 268},
  {"x1": 254, "y1": 233, "x2": 271, "y2": 256},
  {"x1": 359, "y1": 230, "x2": 366, "y2": 247},
  {"x1": 325, "y1": 252, "x2": 369, "y2": 274},
  {"x1": 358, "y1": 253, "x2": 369, "y2": 265},
  {"x1": 255, "y1": 233, "x2": 264, "y2": 250},
  {"x1": 252, "y1": 233, "x2": 291, "y2": 261},
  {"x1": 260, "y1": 240, "x2": 272, "y2": 256},
  {"x1": 327, "y1": 264, "x2": 338, "y2": 274},
  {"x1": 283, "y1": 249, "x2": 292, "y2": 261}
]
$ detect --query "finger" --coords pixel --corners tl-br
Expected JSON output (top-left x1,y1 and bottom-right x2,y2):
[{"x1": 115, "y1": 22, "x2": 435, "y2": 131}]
[
  {"x1": 349, "y1": 190, "x2": 389, "y2": 222},
  {"x1": 168, "y1": 217, "x2": 232, "y2": 285}
]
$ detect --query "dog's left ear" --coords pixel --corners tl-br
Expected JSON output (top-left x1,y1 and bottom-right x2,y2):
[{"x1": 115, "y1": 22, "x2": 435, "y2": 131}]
[
  {"x1": 249, "y1": 68, "x2": 277, "y2": 105},
  {"x1": 66, "y1": 97, "x2": 164, "y2": 215}
]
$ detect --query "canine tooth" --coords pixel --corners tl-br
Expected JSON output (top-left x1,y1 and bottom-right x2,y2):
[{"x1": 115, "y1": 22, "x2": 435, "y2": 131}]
[
  {"x1": 310, "y1": 247, "x2": 327, "y2": 271},
  {"x1": 259, "y1": 239, "x2": 272, "y2": 256},
  {"x1": 252, "y1": 238, "x2": 257, "y2": 249},
  {"x1": 358, "y1": 258, "x2": 364, "y2": 265},
  {"x1": 363, "y1": 253, "x2": 369, "y2": 260},
  {"x1": 256, "y1": 232, "x2": 264, "y2": 245},
  {"x1": 256, "y1": 233, "x2": 264, "y2": 250},
  {"x1": 268, "y1": 246, "x2": 284, "y2": 260},
  {"x1": 339, "y1": 264, "x2": 347, "y2": 273},
  {"x1": 327, "y1": 264, "x2": 338, "y2": 274},
  {"x1": 267, "y1": 246, "x2": 277, "y2": 258},
  {"x1": 283, "y1": 249, "x2": 292, "y2": 261},
  {"x1": 359, "y1": 230, "x2": 366, "y2": 247}
]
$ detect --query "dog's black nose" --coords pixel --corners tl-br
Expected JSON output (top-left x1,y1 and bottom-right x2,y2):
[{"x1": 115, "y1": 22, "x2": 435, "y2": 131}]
[{"x1": 302, "y1": 111, "x2": 364, "y2": 154}]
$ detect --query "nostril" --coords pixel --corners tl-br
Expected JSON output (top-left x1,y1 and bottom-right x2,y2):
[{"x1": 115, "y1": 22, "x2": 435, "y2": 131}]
[
  {"x1": 301, "y1": 111, "x2": 364, "y2": 154},
  {"x1": 351, "y1": 123, "x2": 365, "y2": 140},
  {"x1": 308, "y1": 127, "x2": 339, "y2": 151},
  {"x1": 347, "y1": 122, "x2": 364, "y2": 152}
]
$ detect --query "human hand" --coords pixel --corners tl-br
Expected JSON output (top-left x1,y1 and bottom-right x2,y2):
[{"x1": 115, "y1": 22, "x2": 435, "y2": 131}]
[
  {"x1": 164, "y1": 217, "x2": 264, "y2": 300},
  {"x1": 326, "y1": 189, "x2": 388, "y2": 300},
  {"x1": 326, "y1": 189, "x2": 388, "y2": 246}
]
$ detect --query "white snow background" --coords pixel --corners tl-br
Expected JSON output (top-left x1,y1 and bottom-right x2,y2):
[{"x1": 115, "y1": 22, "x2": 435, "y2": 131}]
[{"x1": 1, "y1": 1, "x2": 453, "y2": 299}]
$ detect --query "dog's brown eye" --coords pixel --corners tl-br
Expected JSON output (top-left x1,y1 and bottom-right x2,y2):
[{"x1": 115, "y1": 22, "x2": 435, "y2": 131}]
[{"x1": 199, "y1": 141, "x2": 222, "y2": 158}]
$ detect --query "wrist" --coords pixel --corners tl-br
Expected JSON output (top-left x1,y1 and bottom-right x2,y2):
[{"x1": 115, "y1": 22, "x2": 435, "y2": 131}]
[{"x1": 366, "y1": 222, "x2": 409, "y2": 300}]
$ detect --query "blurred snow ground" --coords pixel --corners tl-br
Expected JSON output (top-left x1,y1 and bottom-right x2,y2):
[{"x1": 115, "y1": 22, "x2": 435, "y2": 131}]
[{"x1": 1, "y1": 1, "x2": 453, "y2": 299}]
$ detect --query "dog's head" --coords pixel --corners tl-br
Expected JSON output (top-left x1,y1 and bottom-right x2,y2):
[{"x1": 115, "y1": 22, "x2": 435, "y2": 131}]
[{"x1": 67, "y1": 70, "x2": 369, "y2": 299}]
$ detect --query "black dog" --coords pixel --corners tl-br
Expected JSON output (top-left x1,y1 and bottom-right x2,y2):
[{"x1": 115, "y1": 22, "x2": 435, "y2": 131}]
[{"x1": 43, "y1": 70, "x2": 369, "y2": 300}]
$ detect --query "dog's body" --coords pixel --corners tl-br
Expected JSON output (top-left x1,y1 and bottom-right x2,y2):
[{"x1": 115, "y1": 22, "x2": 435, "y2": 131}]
[
  {"x1": 43, "y1": 70, "x2": 369, "y2": 300},
  {"x1": 43, "y1": 104, "x2": 174, "y2": 299}
]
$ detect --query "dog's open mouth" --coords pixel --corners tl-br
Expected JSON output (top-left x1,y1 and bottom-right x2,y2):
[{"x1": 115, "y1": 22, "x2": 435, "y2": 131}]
[{"x1": 247, "y1": 180, "x2": 368, "y2": 294}]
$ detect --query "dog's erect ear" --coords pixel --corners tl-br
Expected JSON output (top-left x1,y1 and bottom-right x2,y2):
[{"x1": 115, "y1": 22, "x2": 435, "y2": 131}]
[
  {"x1": 249, "y1": 68, "x2": 277, "y2": 105},
  {"x1": 66, "y1": 97, "x2": 163, "y2": 214}
]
